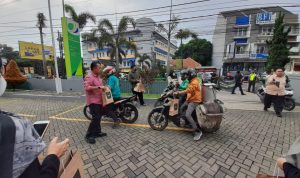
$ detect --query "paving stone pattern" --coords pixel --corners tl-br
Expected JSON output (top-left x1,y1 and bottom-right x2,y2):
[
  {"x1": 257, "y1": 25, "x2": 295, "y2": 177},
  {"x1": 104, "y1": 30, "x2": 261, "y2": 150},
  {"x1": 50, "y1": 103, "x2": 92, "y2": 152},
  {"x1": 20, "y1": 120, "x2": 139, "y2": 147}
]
[{"x1": 0, "y1": 96, "x2": 300, "y2": 177}]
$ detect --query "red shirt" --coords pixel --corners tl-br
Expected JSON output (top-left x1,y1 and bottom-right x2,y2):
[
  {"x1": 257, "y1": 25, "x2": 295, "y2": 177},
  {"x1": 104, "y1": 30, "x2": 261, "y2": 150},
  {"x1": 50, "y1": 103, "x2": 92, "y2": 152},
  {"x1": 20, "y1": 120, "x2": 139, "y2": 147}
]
[{"x1": 84, "y1": 73, "x2": 103, "y2": 105}]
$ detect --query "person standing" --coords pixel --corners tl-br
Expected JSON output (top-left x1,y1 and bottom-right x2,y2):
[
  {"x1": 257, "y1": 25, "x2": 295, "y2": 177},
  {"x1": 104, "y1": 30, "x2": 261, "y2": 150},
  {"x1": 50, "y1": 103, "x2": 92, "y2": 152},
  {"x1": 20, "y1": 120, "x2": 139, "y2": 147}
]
[
  {"x1": 128, "y1": 65, "x2": 146, "y2": 106},
  {"x1": 264, "y1": 67, "x2": 286, "y2": 117},
  {"x1": 231, "y1": 71, "x2": 246, "y2": 95},
  {"x1": 248, "y1": 71, "x2": 257, "y2": 92},
  {"x1": 84, "y1": 61, "x2": 107, "y2": 144},
  {"x1": 176, "y1": 69, "x2": 203, "y2": 141}
]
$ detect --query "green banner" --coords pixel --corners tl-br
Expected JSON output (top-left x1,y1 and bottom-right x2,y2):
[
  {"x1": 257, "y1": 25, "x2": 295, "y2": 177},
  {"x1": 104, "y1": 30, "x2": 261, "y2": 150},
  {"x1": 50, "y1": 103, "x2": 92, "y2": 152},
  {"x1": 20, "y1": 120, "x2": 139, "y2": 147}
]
[{"x1": 61, "y1": 17, "x2": 82, "y2": 77}]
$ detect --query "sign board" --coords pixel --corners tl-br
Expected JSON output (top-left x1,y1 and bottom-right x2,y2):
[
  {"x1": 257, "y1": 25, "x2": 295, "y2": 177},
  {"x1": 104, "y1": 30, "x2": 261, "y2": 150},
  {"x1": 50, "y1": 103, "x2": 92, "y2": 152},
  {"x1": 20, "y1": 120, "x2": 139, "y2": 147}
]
[
  {"x1": 19, "y1": 41, "x2": 54, "y2": 60},
  {"x1": 61, "y1": 17, "x2": 83, "y2": 77},
  {"x1": 256, "y1": 12, "x2": 276, "y2": 24}
]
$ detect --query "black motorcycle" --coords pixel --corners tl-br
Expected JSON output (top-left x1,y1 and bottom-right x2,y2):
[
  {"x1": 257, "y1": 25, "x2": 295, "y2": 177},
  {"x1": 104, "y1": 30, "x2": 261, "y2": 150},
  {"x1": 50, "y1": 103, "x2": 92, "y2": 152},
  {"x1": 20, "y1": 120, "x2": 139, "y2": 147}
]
[
  {"x1": 148, "y1": 83, "x2": 225, "y2": 133},
  {"x1": 154, "y1": 83, "x2": 178, "y2": 107},
  {"x1": 83, "y1": 95, "x2": 139, "y2": 123}
]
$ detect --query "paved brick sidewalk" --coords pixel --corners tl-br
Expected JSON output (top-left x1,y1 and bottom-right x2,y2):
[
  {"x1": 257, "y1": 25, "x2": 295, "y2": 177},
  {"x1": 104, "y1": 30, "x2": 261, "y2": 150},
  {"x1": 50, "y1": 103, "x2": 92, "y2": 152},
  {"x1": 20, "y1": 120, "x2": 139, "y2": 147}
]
[{"x1": 0, "y1": 96, "x2": 300, "y2": 177}]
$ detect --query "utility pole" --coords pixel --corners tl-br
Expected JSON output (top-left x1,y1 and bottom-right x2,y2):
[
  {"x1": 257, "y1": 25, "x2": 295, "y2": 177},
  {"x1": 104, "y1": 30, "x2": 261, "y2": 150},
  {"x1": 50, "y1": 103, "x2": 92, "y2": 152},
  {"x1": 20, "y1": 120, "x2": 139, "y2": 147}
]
[
  {"x1": 166, "y1": 0, "x2": 173, "y2": 75},
  {"x1": 48, "y1": 0, "x2": 62, "y2": 93},
  {"x1": 62, "y1": 0, "x2": 65, "y2": 17}
]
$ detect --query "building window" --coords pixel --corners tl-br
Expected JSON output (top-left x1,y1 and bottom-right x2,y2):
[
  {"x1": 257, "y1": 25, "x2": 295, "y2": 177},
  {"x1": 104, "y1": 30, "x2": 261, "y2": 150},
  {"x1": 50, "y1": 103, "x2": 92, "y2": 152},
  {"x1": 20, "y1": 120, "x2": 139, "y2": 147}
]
[
  {"x1": 256, "y1": 46, "x2": 267, "y2": 53},
  {"x1": 261, "y1": 27, "x2": 273, "y2": 35},
  {"x1": 236, "y1": 46, "x2": 244, "y2": 54},
  {"x1": 236, "y1": 28, "x2": 247, "y2": 36}
]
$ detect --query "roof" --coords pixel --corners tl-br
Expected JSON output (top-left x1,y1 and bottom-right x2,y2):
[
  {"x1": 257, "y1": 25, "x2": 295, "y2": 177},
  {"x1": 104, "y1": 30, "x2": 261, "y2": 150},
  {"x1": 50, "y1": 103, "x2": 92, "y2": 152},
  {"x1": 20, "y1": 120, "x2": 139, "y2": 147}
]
[
  {"x1": 170, "y1": 57, "x2": 202, "y2": 69},
  {"x1": 220, "y1": 6, "x2": 295, "y2": 17}
]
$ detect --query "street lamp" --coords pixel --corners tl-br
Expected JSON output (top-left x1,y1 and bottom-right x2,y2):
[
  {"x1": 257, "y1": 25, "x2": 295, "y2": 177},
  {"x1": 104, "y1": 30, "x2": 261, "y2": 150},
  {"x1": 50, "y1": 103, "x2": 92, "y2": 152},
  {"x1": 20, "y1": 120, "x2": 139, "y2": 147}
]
[{"x1": 48, "y1": 0, "x2": 62, "y2": 93}]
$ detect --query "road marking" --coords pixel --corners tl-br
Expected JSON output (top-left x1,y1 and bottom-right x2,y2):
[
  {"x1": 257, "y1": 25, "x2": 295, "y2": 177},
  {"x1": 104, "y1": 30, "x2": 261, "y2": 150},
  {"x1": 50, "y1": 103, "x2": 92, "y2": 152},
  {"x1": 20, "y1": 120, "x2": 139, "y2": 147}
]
[
  {"x1": 51, "y1": 104, "x2": 85, "y2": 117},
  {"x1": 50, "y1": 116, "x2": 193, "y2": 132},
  {"x1": 17, "y1": 113, "x2": 37, "y2": 117}
]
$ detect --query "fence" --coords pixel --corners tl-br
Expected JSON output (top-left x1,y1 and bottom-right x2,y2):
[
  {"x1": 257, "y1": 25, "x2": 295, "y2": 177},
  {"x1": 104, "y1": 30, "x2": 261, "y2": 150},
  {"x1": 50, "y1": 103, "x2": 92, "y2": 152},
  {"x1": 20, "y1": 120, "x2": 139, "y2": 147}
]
[{"x1": 13, "y1": 78, "x2": 168, "y2": 94}]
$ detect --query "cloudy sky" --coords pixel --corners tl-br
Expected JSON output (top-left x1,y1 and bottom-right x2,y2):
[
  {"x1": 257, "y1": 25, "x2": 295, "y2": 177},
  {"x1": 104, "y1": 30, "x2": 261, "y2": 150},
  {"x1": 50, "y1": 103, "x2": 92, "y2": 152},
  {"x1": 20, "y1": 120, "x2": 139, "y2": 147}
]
[{"x1": 0, "y1": 0, "x2": 299, "y2": 52}]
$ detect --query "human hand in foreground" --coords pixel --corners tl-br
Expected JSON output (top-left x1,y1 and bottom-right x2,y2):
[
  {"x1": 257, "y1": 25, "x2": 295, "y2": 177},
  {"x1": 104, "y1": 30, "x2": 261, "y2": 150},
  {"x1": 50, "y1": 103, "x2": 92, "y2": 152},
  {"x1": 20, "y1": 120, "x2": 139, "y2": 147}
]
[
  {"x1": 47, "y1": 137, "x2": 70, "y2": 158},
  {"x1": 277, "y1": 158, "x2": 287, "y2": 170}
]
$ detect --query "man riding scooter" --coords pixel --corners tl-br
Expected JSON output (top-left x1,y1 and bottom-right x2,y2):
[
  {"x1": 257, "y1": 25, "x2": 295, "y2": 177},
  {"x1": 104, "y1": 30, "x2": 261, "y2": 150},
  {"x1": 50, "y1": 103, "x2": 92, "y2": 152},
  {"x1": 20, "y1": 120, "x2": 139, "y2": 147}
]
[
  {"x1": 175, "y1": 69, "x2": 203, "y2": 141},
  {"x1": 178, "y1": 70, "x2": 189, "y2": 106}
]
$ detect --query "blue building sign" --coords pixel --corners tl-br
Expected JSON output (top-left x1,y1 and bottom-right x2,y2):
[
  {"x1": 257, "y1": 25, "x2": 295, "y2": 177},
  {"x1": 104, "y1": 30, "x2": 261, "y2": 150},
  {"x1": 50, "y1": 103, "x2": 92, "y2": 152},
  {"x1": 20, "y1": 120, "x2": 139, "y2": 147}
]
[
  {"x1": 256, "y1": 12, "x2": 275, "y2": 24},
  {"x1": 236, "y1": 16, "x2": 249, "y2": 26}
]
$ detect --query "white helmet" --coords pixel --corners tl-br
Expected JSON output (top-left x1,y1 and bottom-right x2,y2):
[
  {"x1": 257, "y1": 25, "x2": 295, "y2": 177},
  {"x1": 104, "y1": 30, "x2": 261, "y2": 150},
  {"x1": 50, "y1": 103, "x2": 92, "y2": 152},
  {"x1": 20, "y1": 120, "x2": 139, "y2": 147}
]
[{"x1": 103, "y1": 66, "x2": 116, "y2": 75}]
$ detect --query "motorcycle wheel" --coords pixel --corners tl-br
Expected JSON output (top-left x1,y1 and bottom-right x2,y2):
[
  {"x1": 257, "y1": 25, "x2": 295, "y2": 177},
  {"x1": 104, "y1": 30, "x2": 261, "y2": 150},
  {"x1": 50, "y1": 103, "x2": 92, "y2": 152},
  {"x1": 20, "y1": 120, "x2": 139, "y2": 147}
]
[
  {"x1": 147, "y1": 108, "x2": 168, "y2": 131},
  {"x1": 284, "y1": 98, "x2": 296, "y2": 111},
  {"x1": 83, "y1": 105, "x2": 92, "y2": 120},
  {"x1": 120, "y1": 103, "x2": 139, "y2": 123},
  {"x1": 154, "y1": 99, "x2": 164, "y2": 107}
]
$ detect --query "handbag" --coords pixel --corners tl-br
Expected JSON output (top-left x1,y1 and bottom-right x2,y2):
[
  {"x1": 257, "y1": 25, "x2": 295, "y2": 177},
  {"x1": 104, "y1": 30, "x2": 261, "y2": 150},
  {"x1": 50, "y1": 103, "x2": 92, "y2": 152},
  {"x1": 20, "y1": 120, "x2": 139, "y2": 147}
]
[
  {"x1": 169, "y1": 99, "x2": 179, "y2": 116},
  {"x1": 102, "y1": 87, "x2": 114, "y2": 106},
  {"x1": 134, "y1": 82, "x2": 145, "y2": 93},
  {"x1": 257, "y1": 163, "x2": 285, "y2": 178},
  {"x1": 59, "y1": 150, "x2": 86, "y2": 178}
]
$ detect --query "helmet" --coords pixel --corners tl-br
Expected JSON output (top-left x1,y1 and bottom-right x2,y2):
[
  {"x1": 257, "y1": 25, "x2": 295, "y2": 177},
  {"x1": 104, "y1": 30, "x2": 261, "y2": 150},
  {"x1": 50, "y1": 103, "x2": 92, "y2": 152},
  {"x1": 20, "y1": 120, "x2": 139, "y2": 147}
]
[
  {"x1": 186, "y1": 68, "x2": 197, "y2": 81},
  {"x1": 180, "y1": 70, "x2": 188, "y2": 80},
  {"x1": 103, "y1": 66, "x2": 116, "y2": 76}
]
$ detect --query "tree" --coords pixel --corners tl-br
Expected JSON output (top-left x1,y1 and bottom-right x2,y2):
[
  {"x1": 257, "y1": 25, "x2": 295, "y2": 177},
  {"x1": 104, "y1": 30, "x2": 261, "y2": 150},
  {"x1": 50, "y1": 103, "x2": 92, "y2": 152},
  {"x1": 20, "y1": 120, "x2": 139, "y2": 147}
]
[
  {"x1": 175, "y1": 29, "x2": 197, "y2": 46},
  {"x1": 36, "y1": 12, "x2": 48, "y2": 78},
  {"x1": 137, "y1": 54, "x2": 151, "y2": 69},
  {"x1": 94, "y1": 16, "x2": 137, "y2": 71},
  {"x1": 64, "y1": 4, "x2": 96, "y2": 29},
  {"x1": 139, "y1": 68, "x2": 158, "y2": 93},
  {"x1": 0, "y1": 44, "x2": 19, "y2": 60},
  {"x1": 266, "y1": 12, "x2": 291, "y2": 72},
  {"x1": 4, "y1": 60, "x2": 27, "y2": 91},
  {"x1": 175, "y1": 38, "x2": 213, "y2": 66}
]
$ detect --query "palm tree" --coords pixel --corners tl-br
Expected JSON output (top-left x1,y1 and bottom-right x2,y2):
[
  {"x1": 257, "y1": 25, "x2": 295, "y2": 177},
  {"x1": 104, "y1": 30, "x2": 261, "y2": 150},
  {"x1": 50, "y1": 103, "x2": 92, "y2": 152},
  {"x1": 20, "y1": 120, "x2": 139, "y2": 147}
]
[
  {"x1": 64, "y1": 4, "x2": 96, "y2": 29},
  {"x1": 137, "y1": 54, "x2": 151, "y2": 70},
  {"x1": 96, "y1": 16, "x2": 137, "y2": 71},
  {"x1": 36, "y1": 12, "x2": 47, "y2": 78},
  {"x1": 175, "y1": 29, "x2": 197, "y2": 46}
]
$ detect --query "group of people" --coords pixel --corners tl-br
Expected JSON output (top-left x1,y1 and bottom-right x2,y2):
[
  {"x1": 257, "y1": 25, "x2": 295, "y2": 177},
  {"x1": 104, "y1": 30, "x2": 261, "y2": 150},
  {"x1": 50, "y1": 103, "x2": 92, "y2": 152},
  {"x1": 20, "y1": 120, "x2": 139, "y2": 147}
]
[
  {"x1": 231, "y1": 70, "x2": 257, "y2": 95},
  {"x1": 84, "y1": 61, "x2": 145, "y2": 144}
]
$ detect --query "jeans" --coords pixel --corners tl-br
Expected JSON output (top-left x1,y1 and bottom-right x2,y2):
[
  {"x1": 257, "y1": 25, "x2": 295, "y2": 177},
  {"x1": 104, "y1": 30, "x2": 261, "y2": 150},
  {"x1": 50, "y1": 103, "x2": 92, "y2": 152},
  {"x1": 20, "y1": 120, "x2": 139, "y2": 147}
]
[
  {"x1": 86, "y1": 104, "x2": 103, "y2": 138},
  {"x1": 180, "y1": 101, "x2": 199, "y2": 131},
  {"x1": 132, "y1": 89, "x2": 144, "y2": 105}
]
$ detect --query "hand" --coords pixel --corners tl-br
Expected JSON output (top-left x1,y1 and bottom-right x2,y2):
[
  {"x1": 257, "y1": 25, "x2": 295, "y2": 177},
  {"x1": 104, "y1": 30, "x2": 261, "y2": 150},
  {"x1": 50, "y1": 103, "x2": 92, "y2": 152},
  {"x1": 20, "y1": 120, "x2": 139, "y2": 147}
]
[
  {"x1": 47, "y1": 137, "x2": 69, "y2": 158},
  {"x1": 277, "y1": 158, "x2": 286, "y2": 170}
]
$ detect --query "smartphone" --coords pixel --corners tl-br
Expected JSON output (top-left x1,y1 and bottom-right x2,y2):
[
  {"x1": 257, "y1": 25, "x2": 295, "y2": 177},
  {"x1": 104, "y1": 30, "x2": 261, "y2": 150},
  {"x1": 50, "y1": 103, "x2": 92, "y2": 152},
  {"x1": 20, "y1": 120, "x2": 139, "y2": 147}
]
[{"x1": 33, "y1": 120, "x2": 50, "y2": 138}]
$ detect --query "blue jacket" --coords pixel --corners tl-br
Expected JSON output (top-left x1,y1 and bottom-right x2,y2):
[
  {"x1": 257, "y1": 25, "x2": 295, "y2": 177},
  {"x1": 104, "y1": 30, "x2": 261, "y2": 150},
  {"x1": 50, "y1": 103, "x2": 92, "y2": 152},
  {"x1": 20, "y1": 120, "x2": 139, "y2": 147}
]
[{"x1": 107, "y1": 74, "x2": 121, "y2": 99}]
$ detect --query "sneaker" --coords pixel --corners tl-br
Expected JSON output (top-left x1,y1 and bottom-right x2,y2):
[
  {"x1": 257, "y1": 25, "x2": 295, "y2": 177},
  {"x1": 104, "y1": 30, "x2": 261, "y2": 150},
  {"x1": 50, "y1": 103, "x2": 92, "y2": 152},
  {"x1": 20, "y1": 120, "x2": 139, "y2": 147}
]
[
  {"x1": 242, "y1": 93, "x2": 246, "y2": 95},
  {"x1": 94, "y1": 132, "x2": 107, "y2": 138},
  {"x1": 276, "y1": 113, "x2": 282, "y2": 118},
  {"x1": 193, "y1": 131, "x2": 203, "y2": 141},
  {"x1": 85, "y1": 137, "x2": 96, "y2": 144}
]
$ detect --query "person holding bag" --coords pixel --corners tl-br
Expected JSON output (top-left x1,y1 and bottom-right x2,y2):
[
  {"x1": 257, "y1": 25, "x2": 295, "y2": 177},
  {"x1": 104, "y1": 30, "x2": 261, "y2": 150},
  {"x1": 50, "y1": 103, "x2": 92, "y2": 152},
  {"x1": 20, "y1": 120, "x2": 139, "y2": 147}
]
[
  {"x1": 84, "y1": 61, "x2": 108, "y2": 144},
  {"x1": 128, "y1": 65, "x2": 146, "y2": 106},
  {"x1": 0, "y1": 111, "x2": 69, "y2": 178}
]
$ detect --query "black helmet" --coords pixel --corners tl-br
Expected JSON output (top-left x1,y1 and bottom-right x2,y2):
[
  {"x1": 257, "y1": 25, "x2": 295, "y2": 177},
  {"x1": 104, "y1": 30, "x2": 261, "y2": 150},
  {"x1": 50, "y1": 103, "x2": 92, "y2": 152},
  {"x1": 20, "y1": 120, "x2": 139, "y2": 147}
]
[
  {"x1": 180, "y1": 70, "x2": 188, "y2": 80},
  {"x1": 186, "y1": 68, "x2": 197, "y2": 81}
]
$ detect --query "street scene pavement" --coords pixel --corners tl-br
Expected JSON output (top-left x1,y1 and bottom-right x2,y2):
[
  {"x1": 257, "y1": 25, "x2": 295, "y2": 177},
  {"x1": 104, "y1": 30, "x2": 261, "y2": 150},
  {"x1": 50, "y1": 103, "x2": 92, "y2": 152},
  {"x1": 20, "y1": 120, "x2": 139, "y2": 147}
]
[{"x1": 1, "y1": 90, "x2": 300, "y2": 178}]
